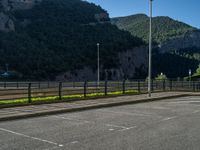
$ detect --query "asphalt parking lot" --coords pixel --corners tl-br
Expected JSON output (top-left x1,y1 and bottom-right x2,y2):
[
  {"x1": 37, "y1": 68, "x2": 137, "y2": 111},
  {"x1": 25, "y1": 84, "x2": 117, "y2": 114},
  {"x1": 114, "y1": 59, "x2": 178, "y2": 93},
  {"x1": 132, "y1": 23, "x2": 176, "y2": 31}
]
[{"x1": 0, "y1": 96, "x2": 200, "y2": 150}]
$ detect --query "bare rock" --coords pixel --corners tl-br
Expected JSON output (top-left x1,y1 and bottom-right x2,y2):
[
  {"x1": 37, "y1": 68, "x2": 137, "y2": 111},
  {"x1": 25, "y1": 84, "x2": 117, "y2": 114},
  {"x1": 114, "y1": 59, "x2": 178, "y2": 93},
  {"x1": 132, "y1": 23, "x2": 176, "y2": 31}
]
[
  {"x1": 0, "y1": 12, "x2": 15, "y2": 31},
  {"x1": 56, "y1": 46, "x2": 148, "y2": 81},
  {"x1": 159, "y1": 31, "x2": 200, "y2": 53}
]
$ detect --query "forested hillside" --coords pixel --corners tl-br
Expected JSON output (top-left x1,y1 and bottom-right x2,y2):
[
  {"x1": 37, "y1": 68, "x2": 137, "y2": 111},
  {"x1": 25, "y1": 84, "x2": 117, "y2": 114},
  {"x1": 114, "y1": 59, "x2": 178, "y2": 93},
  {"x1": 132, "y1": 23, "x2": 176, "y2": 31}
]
[
  {"x1": 112, "y1": 14, "x2": 196, "y2": 43},
  {"x1": 0, "y1": 0, "x2": 144, "y2": 80},
  {"x1": 112, "y1": 14, "x2": 200, "y2": 78},
  {"x1": 1, "y1": 1, "x2": 200, "y2": 80},
  {"x1": 152, "y1": 48, "x2": 199, "y2": 78}
]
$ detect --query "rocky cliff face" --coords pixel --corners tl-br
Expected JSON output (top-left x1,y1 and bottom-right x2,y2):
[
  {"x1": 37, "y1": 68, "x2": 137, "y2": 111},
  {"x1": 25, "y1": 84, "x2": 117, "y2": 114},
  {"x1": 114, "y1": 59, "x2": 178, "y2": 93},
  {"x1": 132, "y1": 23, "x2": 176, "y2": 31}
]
[
  {"x1": 56, "y1": 29, "x2": 200, "y2": 81},
  {"x1": 56, "y1": 46, "x2": 148, "y2": 81},
  {"x1": 1, "y1": 0, "x2": 40, "y2": 11},
  {"x1": 159, "y1": 30, "x2": 200, "y2": 53},
  {"x1": 0, "y1": 12, "x2": 15, "y2": 31},
  {"x1": 0, "y1": 0, "x2": 41, "y2": 31}
]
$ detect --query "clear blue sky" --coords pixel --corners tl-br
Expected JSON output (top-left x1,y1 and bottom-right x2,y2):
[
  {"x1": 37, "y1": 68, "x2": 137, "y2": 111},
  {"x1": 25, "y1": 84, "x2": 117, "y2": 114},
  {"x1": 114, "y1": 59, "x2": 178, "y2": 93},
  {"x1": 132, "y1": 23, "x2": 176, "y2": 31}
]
[{"x1": 87, "y1": 0, "x2": 200, "y2": 28}]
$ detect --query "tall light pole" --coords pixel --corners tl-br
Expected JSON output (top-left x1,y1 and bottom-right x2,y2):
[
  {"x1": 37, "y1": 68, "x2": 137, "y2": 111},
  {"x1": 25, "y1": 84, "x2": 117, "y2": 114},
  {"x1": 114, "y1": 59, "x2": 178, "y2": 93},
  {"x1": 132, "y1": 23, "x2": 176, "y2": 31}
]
[
  {"x1": 97, "y1": 43, "x2": 100, "y2": 87},
  {"x1": 148, "y1": 0, "x2": 153, "y2": 97},
  {"x1": 189, "y1": 69, "x2": 191, "y2": 88}
]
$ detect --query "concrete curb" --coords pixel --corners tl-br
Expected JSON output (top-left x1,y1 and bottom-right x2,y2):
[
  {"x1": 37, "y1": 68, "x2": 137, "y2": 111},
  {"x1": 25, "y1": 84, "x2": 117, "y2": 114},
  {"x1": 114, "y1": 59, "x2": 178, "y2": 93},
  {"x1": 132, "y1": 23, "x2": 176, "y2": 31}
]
[{"x1": 0, "y1": 93, "x2": 190, "y2": 122}]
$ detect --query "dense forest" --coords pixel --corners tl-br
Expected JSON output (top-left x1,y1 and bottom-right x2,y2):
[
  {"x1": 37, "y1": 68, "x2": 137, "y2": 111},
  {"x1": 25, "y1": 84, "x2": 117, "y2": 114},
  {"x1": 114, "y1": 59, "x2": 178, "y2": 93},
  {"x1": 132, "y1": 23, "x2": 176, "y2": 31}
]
[
  {"x1": 152, "y1": 48, "x2": 199, "y2": 78},
  {"x1": 112, "y1": 14, "x2": 196, "y2": 43},
  {"x1": 0, "y1": 0, "x2": 144, "y2": 80}
]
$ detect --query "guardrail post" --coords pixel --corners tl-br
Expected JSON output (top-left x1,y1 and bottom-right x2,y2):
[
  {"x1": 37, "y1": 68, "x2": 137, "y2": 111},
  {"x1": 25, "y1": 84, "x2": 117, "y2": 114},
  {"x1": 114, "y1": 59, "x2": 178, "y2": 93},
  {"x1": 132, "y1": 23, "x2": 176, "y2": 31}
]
[
  {"x1": 155, "y1": 80, "x2": 158, "y2": 89},
  {"x1": 193, "y1": 81, "x2": 195, "y2": 92},
  {"x1": 122, "y1": 80, "x2": 125, "y2": 94},
  {"x1": 182, "y1": 80, "x2": 184, "y2": 88},
  {"x1": 28, "y1": 83, "x2": 32, "y2": 103},
  {"x1": 138, "y1": 80, "x2": 141, "y2": 94},
  {"x1": 151, "y1": 80, "x2": 154, "y2": 92},
  {"x1": 84, "y1": 81, "x2": 87, "y2": 98},
  {"x1": 105, "y1": 80, "x2": 108, "y2": 96},
  {"x1": 170, "y1": 80, "x2": 172, "y2": 91},
  {"x1": 163, "y1": 80, "x2": 166, "y2": 91},
  {"x1": 59, "y1": 82, "x2": 62, "y2": 100}
]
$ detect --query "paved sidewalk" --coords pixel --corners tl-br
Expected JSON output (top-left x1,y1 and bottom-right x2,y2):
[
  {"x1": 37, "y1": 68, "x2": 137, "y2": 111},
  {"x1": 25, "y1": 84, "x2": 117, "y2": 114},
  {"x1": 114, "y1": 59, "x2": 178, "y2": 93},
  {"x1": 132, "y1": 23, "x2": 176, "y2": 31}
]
[{"x1": 0, "y1": 92, "x2": 192, "y2": 121}]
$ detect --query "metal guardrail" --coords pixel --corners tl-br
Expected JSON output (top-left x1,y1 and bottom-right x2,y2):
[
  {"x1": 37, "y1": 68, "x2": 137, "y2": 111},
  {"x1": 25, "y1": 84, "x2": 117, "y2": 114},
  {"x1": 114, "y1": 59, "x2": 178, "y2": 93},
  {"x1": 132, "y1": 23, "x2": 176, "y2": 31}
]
[{"x1": 0, "y1": 80, "x2": 199, "y2": 104}]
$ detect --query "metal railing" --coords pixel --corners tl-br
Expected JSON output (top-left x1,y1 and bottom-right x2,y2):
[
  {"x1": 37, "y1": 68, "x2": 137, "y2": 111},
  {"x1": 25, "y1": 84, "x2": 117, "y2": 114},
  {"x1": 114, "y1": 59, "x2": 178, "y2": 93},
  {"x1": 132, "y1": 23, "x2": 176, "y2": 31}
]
[{"x1": 0, "y1": 80, "x2": 199, "y2": 105}]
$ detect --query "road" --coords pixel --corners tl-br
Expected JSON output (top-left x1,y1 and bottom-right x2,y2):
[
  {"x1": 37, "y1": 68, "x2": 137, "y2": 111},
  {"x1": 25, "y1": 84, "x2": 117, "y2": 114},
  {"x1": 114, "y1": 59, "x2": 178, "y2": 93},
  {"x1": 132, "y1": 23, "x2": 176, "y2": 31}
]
[{"x1": 0, "y1": 96, "x2": 200, "y2": 150}]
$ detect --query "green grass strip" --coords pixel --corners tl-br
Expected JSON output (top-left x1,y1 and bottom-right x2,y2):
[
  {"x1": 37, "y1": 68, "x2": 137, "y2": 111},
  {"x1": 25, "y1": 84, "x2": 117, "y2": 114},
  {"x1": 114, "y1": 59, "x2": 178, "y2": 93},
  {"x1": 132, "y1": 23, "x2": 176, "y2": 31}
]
[{"x1": 0, "y1": 90, "x2": 139, "y2": 106}]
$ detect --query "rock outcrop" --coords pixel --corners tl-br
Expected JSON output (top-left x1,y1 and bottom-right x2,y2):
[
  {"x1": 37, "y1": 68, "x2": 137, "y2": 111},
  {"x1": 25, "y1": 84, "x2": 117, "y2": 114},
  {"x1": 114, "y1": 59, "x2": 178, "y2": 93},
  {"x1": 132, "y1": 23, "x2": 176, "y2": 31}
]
[
  {"x1": 1, "y1": 0, "x2": 40, "y2": 11},
  {"x1": 56, "y1": 46, "x2": 148, "y2": 81},
  {"x1": 0, "y1": 0, "x2": 41, "y2": 31},
  {"x1": 0, "y1": 12, "x2": 15, "y2": 31},
  {"x1": 159, "y1": 30, "x2": 200, "y2": 53}
]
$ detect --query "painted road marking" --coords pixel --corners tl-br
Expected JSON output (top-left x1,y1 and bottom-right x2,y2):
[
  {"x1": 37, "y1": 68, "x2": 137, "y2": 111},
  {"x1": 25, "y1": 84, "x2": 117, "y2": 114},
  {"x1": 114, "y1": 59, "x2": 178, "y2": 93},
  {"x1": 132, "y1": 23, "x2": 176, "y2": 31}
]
[
  {"x1": 118, "y1": 126, "x2": 136, "y2": 132},
  {"x1": 0, "y1": 127, "x2": 63, "y2": 147},
  {"x1": 71, "y1": 141, "x2": 79, "y2": 144},
  {"x1": 162, "y1": 116, "x2": 177, "y2": 121},
  {"x1": 106, "y1": 124, "x2": 136, "y2": 132},
  {"x1": 52, "y1": 115, "x2": 137, "y2": 132},
  {"x1": 52, "y1": 116, "x2": 90, "y2": 124},
  {"x1": 44, "y1": 141, "x2": 80, "y2": 150}
]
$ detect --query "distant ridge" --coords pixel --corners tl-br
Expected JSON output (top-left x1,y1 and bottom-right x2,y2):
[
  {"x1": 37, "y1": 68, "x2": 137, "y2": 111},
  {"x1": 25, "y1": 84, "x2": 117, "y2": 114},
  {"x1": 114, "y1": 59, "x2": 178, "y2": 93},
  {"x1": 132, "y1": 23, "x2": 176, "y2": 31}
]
[{"x1": 112, "y1": 14, "x2": 197, "y2": 43}]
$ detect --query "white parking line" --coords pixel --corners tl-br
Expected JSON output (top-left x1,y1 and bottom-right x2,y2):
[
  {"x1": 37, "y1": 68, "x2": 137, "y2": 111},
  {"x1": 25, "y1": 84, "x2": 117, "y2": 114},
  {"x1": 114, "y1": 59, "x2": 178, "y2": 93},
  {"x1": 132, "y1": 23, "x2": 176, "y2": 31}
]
[
  {"x1": 162, "y1": 116, "x2": 177, "y2": 121},
  {"x1": 71, "y1": 141, "x2": 79, "y2": 144},
  {"x1": 118, "y1": 126, "x2": 136, "y2": 132},
  {"x1": 44, "y1": 141, "x2": 80, "y2": 150},
  {"x1": 106, "y1": 124, "x2": 128, "y2": 129},
  {"x1": 106, "y1": 124, "x2": 136, "y2": 132},
  {"x1": 0, "y1": 127, "x2": 63, "y2": 147},
  {"x1": 52, "y1": 116, "x2": 90, "y2": 124}
]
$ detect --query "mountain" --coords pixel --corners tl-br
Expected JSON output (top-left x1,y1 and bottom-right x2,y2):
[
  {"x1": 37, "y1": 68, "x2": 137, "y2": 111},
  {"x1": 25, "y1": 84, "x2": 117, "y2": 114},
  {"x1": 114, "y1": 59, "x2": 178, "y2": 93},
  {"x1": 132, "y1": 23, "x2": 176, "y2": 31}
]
[
  {"x1": 1, "y1": 1, "x2": 200, "y2": 81},
  {"x1": 0, "y1": 0, "x2": 145, "y2": 80},
  {"x1": 112, "y1": 14, "x2": 198, "y2": 44},
  {"x1": 112, "y1": 14, "x2": 200, "y2": 78}
]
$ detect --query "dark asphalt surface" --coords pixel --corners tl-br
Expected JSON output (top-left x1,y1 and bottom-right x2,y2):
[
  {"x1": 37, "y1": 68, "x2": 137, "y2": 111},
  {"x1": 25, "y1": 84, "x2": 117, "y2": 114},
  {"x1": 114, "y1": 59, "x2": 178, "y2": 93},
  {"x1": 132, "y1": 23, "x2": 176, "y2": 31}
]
[{"x1": 0, "y1": 96, "x2": 200, "y2": 150}]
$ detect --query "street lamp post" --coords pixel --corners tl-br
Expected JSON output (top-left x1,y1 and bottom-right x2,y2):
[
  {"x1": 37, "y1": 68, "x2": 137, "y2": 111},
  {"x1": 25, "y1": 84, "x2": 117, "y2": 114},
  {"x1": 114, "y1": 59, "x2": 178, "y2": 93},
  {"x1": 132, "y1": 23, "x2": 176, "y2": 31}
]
[
  {"x1": 148, "y1": 0, "x2": 153, "y2": 97},
  {"x1": 97, "y1": 43, "x2": 100, "y2": 87},
  {"x1": 189, "y1": 69, "x2": 191, "y2": 88}
]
